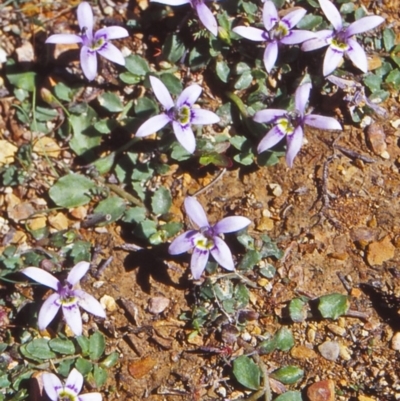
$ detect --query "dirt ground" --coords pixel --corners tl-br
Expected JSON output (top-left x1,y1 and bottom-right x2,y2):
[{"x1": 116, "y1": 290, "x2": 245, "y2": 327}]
[{"x1": 1, "y1": 0, "x2": 400, "y2": 400}]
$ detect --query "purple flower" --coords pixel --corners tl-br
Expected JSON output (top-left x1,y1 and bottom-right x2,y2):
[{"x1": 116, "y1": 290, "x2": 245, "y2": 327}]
[
  {"x1": 45, "y1": 2, "x2": 128, "y2": 81},
  {"x1": 22, "y1": 262, "x2": 106, "y2": 336},
  {"x1": 150, "y1": 0, "x2": 218, "y2": 36},
  {"x1": 254, "y1": 83, "x2": 342, "y2": 167},
  {"x1": 169, "y1": 197, "x2": 251, "y2": 279},
  {"x1": 301, "y1": 0, "x2": 384, "y2": 76},
  {"x1": 136, "y1": 76, "x2": 220, "y2": 153},
  {"x1": 232, "y1": 1, "x2": 315, "y2": 72},
  {"x1": 43, "y1": 368, "x2": 102, "y2": 401}
]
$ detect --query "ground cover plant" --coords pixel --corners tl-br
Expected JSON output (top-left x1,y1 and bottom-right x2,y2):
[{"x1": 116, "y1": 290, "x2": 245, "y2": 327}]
[{"x1": 0, "y1": 0, "x2": 400, "y2": 400}]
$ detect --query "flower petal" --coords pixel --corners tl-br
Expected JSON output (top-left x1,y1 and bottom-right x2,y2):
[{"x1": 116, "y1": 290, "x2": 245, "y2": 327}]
[
  {"x1": 95, "y1": 26, "x2": 129, "y2": 40},
  {"x1": 97, "y1": 42, "x2": 125, "y2": 65},
  {"x1": 213, "y1": 216, "x2": 251, "y2": 234},
  {"x1": 304, "y1": 114, "x2": 342, "y2": 130},
  {"x1": 323, "y1": 46, "x2": 343, "y2": 76},
  {"x1": 286, "y1": 126, "x2": 303, "y2": 167},
  {"x1": 42, "y1": 373, "x2": 63, "y2": 401},
  {"x1": 190, "y1": 248, "x2": 209, "y2": 279},
  {"x1": 254, "y1": 109, "x2": 286, "y2": 124},
  {"x1": 301, "y1": 30, "x2": 332, "y2": 51},
  {"x1": 346, "y1": 16, "x2": 384, "y2": 36},
  {"x1": 191, "y1": 109, "x2": 220, "y2": 125},
  {"x1": 79, "y1": 393, "x2": 103, "y2": 401},
  {"x1": 172, "y1": 121, "x2": 196, "y2": 153},
  {"x1": 211, "y1": 237, "x2": 235, "y2": 271},
  {"x1": 281, "y1": 8, "x2": 307, "y2": 29},
  {"x1": 66, "y1": 369, "x2": 83, "y2": 395},
  {"x1": 22, "y1": 267, "x2": 60, "y2": 290},
  {"x1": 67, "y1": 261, "x2": 90, "y2": 286},
  {"x1": 77, "y1": 2, "x2": 94, "y2": 34},
  {"x1": 80, "y1": 46, "x2": 98, "y2": 81},
  {"x1": 346, "y1": 38, "x2": 368, "y2": 73},
  {"x1": 62, "y1": 303, "x2": 82, "y2": 336},
  {"x1": 295, "y1": 82, "x2": 311, "y2": 114},
  {"x1": 319, "y1": 0, "x2": 342, "y2": 31},
  {"x1": 176, "y1": 84, "x2": 202, "y2": 108},
  {"x1": 149, "y1": 76, "x2": 175, "y2": 110},
  {"x1": 136, "y1": 113, "x2": 171, "y2": 137},
  {"x1": 263, "y1": 1, "x2": 278, "y2": 31},
  {"x1": 45, "y1": 34, "x2": 82, "y2": 44},
  {"x1": 38, "y1": 293, "x2": 61, "y2": 330},
  {"x1": 280, "y1": 30, "x2": 316, "y2": 45},
  {"x1": 232, "y1": 26, "x2": 266, "y2": 41},
  {"x1": 195, "y1": 2, "x2": 218, "y2": 36},
  {"x1": 75, "y1": 290, "x2": 106, "y2": 318},
  {"x1": 150, "y1": 0, "x2": 190, "y2": 5},
  {"x1": 168, "y1": 230, "x2": 197, "y2": 254},
  {"x1": 257, "y1": 125, "x2": 285, "y2": 154},
  {"x1": 185, "y1": 197, "x2": 209, "y2": 228},
  {"x1": 264, "y1": 41, "x2": 278, "y2": 73}
]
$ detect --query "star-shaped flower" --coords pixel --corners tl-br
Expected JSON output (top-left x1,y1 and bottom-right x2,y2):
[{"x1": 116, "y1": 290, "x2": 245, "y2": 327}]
[
  {"x1": 42, "y1": 368, "x2": 102, "y2": 401},
  {"x1": 233, "y1": 1, "x2": 315, "y2": 72},
  {"x1": 22, "y1": 261, "x2": 106, "y2": 336},
  {"x1": 169, "y1": 197, "x2": 251, "y2": 279},
  {"x1": 150, "y1": 0, "x2": 218, "y2": 36},
  {"x1": 301, "y1": 0, "x2": 384, "y2": 76},
  {"x1": 45, "y1": 2, "x2": 128, "y2": 81},
  {"x1": 254, "y1": 83, "x2": 342, "y2": 167},
  {"x1": 136, "y1": 76, "x2": 220, "y2": 153}
]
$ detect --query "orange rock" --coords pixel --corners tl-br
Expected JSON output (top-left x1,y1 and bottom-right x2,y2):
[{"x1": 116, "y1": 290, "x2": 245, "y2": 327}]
[
  {"x1": 306, "y1": 379, "x2": 335, "y2": 401},
  {"x1": 128, "y1": 357, "x2": 157, "y2": 379},
  {"x1": 367, "y1": 236, "x2": 395, "y2": 266}
]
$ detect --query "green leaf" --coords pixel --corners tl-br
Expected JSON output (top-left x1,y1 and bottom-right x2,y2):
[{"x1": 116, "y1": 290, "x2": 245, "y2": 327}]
[
  {"x1": 275, "y1": 327, "x2": 295, "y2": 351},
  {"x1": 93, "y1": 365, "x2": 108, "y2": 387},
  {"x1": 151, "y1": 187, "x2": 172, "y2": 215},
  {"x1": 49, "y1": 338, "x2": 75, "y2": 355},
  {"x1": 35, "y1": 106, "x2": 59, "y2": 122},
  {"x1": 383, "y1": 28, "x2": 396, "y2": 52},
  {"x1": 160, "y1": 73, "x2": 183, "y2": 96},
  {"x1": 25, "y1": 339, "x2": 56, "y2": 360},
  {"x1": 162, "y1": 34, "x2": 186, "y2": 63},
  {"x1": 89, "y1": 332, "x2": 106, "y2": 361},
  {"x1": 216, "y1": 60, "x2": 230, "y2": 83},
  {"x1": 57, "y1": 358, "x2": 75, "y2": 377},
  {"x1": 289, "y1": 298, "x2": 307, "y2": 322},
  {"x1": 318, "y1": 293, "x2": 349, "y2": 319},
  {"x1": 93, "y1": 196, "x2": 127, "y2": 225},
  {"x1": 238, "y1": 250, "x2": 261, "y2": 270},
  {"x1": 271, "y1": 366, "x2": 304, "y2": 385},
  {"x1": 135, "y1": 96, "x2": 158, "y2": 118},
  {"x1": 75, "y1": 357, "x2": 93, "y2": 375},
  {"x1": 296, "y1": 14, "x2": 323, "y2": 30},
  {"x1": 234, "y1": 71, "x2": 252, "y2": 90},
  {"x1": 49, "y1": 173, "x2": 96, "y2": 208},
  {"x1": 232, "y1": 356, "x2": 261, "y2": 390},
  {"x1": 386, "y1": 69, "x2": 400, "y2": 89},
  {"x1": 124, "y1": 55, "x2": 150, "y2": 76},
  {"x1": 69, "y1": 107, "x2": 102, "y2": 157},
  {"x1": 94, "y1": 118, "x2": 118, "y2": 134},
  {"x1": 122, "y1": 207, "x2": 147, "y2": 223},
  {"x1": 54, "y1": 82, "x2": 73, "y2": 101},
  {"x1": 66, "y1": 240, "x2": 91, "y2": 264},
  {"x1": 363, "y1": 74, "x2": 382, "y2": 92},
  {"x1": 119, "y1": 72, "x2": 142, "y2": 85},
  {"x1": 98, "y1": 92, "x2": 124, "y2": 113},
  {"x1": 6, "y1": 71, "x2": 37, "y2": 92},
  {"x1": 134, "y1": 220, "x2": 158, "y2": 240},
  {"x1": 100, "y1": 351, "x2": 119, "y2": 368},
  {"x1": 340, "y1": 2, "x2": 354, "y2": 14},
  {"x1": 259, "y1": 264, "x2": 276, "y2": 279},
  {"x1": 275, "y1": 391, "x2": 303, "y2": 401}
]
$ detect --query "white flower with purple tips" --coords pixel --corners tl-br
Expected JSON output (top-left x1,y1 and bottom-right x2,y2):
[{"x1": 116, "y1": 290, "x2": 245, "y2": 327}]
[
  {"x1": 233, "y1": 1, "x2": 315, "y2": 73},
  {"x1": 301, "y1": 0, "x2": 384, "y2": 76},
  {"x1": 45, "y1": 2, "x2": 128, "y2": 81},
  {"x1": 150, "y1": 0, "x2": 218, "y2": 36},
  {"x1": 42, "y1": 368, "x2": 102, "y2": 401},
  {"x1": 136, "y1": 76, "x2": 220, "y2": 154},
  {"x1": 254, "y1": 83, "x2": 342, "y2": 167},
  {"x1": 169, "y1": 197, "x2": 251, "y2": 279},
  {"x1": 22, "y1": 261, "x2": 106, "y2": 336}
]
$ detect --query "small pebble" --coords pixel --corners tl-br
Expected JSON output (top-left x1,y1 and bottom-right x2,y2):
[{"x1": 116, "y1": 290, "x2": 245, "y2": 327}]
[
  {"x1": 100, "y1": 295, "x2": 117, "y2": 312},
  {"x1": 306, "y1": 379, "x2": 335, "y2": 401},
  {"x1": 148, "y1": 296, "x2": 170, "y2": 314},
  {"x1": 327, "y1": 323, "x2": 346, "y2": 337},
  {"x1": 391, "y1": 332, "x2": 400, "y2": 351},
  {"x1": 268, "y1": 183, "x2": 283, "y2": 197},
  {"x1": 318, "y1": 341, "x2": 340, "y2": 361}
]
